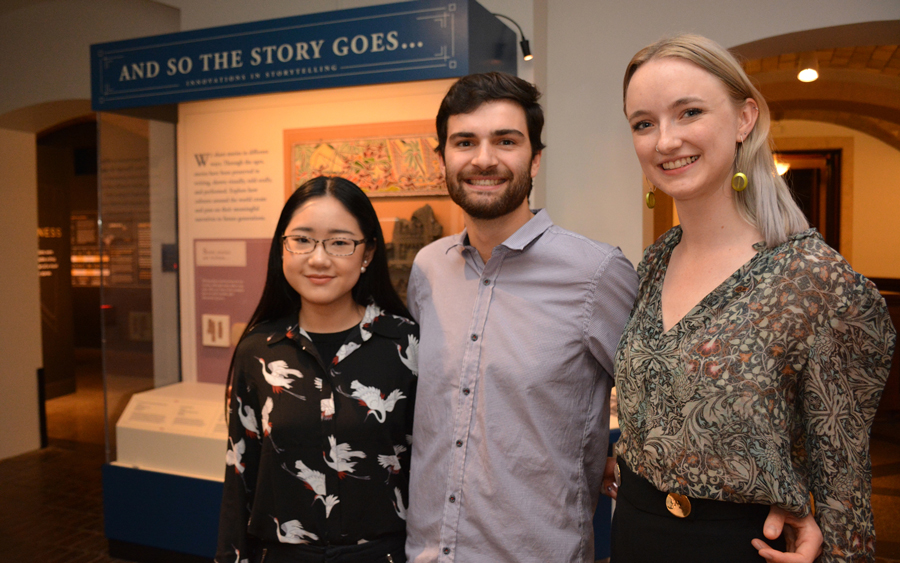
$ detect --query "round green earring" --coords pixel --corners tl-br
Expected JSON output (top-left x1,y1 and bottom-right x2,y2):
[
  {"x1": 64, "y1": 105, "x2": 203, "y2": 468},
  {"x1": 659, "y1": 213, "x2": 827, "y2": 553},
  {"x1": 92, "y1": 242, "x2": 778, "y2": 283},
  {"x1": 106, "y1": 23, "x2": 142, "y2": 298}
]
[{"x1": 731, "y1": 172, "x2": 748, "y2": 192}]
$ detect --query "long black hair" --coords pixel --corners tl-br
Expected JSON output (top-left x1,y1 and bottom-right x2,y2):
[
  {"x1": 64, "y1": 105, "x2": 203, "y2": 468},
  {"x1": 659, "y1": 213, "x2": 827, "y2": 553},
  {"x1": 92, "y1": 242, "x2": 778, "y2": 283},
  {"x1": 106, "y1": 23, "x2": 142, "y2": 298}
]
[{"x1": 225, "y1": 176, "x2": 410, "y2": 407}]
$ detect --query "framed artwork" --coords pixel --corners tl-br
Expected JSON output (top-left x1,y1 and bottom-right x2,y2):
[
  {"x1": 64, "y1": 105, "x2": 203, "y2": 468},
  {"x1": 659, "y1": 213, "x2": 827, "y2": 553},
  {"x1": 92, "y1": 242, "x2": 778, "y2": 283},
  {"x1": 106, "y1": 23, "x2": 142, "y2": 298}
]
[{"x1": 284, "y1": 121, "x2": 446, "y2": 198}]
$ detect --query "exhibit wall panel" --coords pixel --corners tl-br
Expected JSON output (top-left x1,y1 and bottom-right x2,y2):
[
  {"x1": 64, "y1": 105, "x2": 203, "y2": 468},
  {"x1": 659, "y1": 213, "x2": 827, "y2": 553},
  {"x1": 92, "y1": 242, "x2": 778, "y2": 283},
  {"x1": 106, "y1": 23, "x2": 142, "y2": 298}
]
[
  {"x1": 0, "y1": 127, "x2": 42, "y2": 460},
  {"x1": 161, "y1": 0, "x2": 535, "y2": 85},
  {"x1": 543, "y1": 0, "x2": 900, "y2": 266},
  {"x1": 177, "y1": 78, "x2": 458, "y2": 383}
]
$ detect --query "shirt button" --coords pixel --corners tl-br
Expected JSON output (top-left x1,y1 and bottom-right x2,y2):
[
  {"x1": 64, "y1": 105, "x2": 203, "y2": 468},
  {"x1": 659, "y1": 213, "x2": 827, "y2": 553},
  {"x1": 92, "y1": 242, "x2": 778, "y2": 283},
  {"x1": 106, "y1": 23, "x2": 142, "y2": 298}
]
[
  {"x1": 443, "y1": 547, "x2": 450, "y2": 555},
  {"x1": 462, "y1": 388, "x2": 470, "y2": 395},
  {"x1": 456, "y1": 440, "x2": 463, "y2": 447},
  {"x1": 471, "y1": 334, "x2": 478, "y2": 341},
  {"x1": 482, "y1": 278, "x2": 490, "y2": 285},
  {"x1": 449, "y1": 495, "x2": 456, "y2": 503}
]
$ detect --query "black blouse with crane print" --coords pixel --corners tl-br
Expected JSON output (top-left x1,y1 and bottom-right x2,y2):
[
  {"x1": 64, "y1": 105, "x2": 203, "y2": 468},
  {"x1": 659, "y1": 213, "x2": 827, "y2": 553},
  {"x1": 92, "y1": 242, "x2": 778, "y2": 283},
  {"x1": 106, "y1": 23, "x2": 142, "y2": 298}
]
[{"x1": 215, "y1": 303, "x2": 418, "y2": 563}]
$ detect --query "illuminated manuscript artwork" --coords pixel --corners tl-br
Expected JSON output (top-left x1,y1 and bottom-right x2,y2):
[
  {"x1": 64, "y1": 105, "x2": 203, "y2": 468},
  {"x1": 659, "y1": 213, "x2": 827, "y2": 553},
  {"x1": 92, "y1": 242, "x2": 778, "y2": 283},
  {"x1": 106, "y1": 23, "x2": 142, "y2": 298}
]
[{"x1": 284, "y1": 121, "x2": 446, "y2": 197}]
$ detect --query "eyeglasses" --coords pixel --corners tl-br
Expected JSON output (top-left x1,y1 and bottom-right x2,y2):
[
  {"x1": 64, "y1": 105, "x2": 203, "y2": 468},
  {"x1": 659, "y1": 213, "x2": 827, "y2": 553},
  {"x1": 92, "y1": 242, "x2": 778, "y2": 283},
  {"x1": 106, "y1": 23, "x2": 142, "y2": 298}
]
[{"x1": 282, "y1": 235, "x2": 367, "y2": 257}]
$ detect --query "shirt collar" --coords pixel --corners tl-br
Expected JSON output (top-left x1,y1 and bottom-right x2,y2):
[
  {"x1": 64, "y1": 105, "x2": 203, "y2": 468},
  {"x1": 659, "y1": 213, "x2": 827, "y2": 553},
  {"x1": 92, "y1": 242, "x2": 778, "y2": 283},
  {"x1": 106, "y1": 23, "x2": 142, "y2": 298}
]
[
  {"x1": 787, "y1": 228, "x2": 819, "y2": 243},
  {"x1": 265, "y1": 302, "x2": 404, "y2": 346},
  {"x1": 445, "y1": 209, "x2": 553, "y2": 255}
]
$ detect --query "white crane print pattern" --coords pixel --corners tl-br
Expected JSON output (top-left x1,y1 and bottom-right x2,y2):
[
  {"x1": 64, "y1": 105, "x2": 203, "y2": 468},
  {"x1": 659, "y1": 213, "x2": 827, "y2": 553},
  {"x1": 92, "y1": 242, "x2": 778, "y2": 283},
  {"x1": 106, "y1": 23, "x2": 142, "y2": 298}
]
[
  {"x1": 261, "y1": 397, "x2": 273, "y2": 436},
  {"x1": 333, "y1": 341, "x2": 360, "y2": 365},
  {"x1": 215, "y1": 305, "x2": 417, "y2": 561},
  {"x1": 377, "y1": 444, "x2": 407, "y2": 482},
  {"x1": 226, "y1": 437, "x2": 245, "y2": 474},
  {"x1": 349, "y1": 380, "x2": 406, "y2": 423},
  {"x1": 324, "y1": 435, "x2": 368, "y2": 480},
  {"x1": 392, "y1": 487, "x2": 407, "y2": 521},
  {"x1": 236, "y1": 396, "x2": 259, "y2": 438},
  {"x1": 257, "y1": 358, "x2": 305, "y2": 400},
  {"x1": 397, "y1": 334, "x2": 418, "y2": 376},
  {"x1": 228, "y1": 546, "x2": 249, "y2": 563},
  {"x1": 320, "y1": 393, "x2": 335, "y2": 421},
  {"x1": 358, "y1": 304, "x2": 383, "y2": 340},
  {"x1": 282, "y1": 460, "x2": 341, "y2": 518},
  {"x1": 272, "y1": 517, "x2": 319, "y2": 544}
]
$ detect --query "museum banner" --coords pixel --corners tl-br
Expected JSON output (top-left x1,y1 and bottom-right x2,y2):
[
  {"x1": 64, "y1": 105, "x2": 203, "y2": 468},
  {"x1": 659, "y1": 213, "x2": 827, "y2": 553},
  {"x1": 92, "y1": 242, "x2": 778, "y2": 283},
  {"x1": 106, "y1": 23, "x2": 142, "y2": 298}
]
[{"x1": 91, "y1": 0, "x2": 515, "y2": 110}]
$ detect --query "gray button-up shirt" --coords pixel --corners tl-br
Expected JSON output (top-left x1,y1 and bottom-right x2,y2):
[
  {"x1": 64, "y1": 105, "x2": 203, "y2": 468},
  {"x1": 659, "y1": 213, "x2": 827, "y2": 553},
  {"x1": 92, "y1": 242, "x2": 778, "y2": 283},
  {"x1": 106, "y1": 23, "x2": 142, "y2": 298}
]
[{"x1": 405, "y1": 210, "x2": 638, "y2": 563}]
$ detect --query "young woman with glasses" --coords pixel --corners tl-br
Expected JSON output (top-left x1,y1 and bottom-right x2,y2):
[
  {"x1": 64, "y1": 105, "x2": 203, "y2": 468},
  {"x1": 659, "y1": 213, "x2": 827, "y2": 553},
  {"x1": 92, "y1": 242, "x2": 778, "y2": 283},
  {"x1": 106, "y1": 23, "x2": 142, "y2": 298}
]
[{"x1": 216, "y1": 176, "x2": 417, "y2": 563}]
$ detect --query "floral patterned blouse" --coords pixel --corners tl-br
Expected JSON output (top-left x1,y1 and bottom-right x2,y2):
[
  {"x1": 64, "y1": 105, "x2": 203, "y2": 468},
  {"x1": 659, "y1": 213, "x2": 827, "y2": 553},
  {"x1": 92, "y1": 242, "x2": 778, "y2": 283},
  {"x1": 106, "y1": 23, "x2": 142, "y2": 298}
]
[
  {"x1": 215, "y1": 303, "x2": 418, "y2": 563},
  {"x1": 614, "y1": 227, "x2": 895, "y2": 562}
]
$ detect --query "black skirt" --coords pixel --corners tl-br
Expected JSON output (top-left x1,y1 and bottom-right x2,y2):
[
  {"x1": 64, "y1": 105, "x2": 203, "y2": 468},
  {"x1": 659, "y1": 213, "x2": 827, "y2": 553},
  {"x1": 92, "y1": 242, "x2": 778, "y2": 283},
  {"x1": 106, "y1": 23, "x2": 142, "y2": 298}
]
[
  {"x1": 253, "y1": 533, "x2": 406, "y2": 563},
  {"x1": 610, "y1": 460, "x2": 786, "y2": 563}
]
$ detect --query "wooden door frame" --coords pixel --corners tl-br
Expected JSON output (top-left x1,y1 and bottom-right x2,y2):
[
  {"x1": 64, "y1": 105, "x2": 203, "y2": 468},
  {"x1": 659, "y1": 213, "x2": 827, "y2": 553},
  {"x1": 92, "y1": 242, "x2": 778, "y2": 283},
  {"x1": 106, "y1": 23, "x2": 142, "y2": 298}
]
[{"x1": 772, "y1": 136, "x2": 854, "y2": 262}]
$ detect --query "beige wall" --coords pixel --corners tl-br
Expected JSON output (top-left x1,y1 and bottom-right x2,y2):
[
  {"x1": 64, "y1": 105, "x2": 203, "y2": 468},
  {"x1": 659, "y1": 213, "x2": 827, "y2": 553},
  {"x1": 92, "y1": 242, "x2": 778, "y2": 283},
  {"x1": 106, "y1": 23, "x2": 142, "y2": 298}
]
[
  {"x1": 775, "y1": 120, "x2": 900, "y2": 279},
  {"x1": 176, "y1": 80, "x2": 462, "y2": 379},
  {"x1": 0, "y1": 128, "x2": 42, "y2": 460},
  {"x1": 0, "y1": 0, "x2": 180, "y2": 119}
]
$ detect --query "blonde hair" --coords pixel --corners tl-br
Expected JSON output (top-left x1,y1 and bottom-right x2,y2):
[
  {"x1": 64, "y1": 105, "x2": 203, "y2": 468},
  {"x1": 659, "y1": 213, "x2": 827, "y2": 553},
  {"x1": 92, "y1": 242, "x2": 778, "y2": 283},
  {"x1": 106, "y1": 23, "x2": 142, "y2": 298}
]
[{"x1": 624, "y1": 34, "x2": 808, "y2": 247}]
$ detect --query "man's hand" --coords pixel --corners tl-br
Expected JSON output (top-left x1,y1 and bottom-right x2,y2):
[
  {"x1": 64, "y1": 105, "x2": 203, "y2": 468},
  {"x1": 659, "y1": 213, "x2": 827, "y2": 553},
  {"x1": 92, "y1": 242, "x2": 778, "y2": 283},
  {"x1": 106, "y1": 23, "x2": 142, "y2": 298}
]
[
  {"x1": 752, "y1": 505, "x2": 823, "y2": 562},
  {"x1": 601, "y1": 456, "x2": 618, "y2": 499}
]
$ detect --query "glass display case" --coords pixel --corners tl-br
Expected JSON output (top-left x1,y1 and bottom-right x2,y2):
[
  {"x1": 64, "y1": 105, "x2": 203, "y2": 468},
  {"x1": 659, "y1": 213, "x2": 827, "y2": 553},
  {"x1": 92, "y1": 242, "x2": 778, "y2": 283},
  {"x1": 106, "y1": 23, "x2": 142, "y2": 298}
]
[{"x1": 98, "y1": 112, "x2": 182, "y2": 463}]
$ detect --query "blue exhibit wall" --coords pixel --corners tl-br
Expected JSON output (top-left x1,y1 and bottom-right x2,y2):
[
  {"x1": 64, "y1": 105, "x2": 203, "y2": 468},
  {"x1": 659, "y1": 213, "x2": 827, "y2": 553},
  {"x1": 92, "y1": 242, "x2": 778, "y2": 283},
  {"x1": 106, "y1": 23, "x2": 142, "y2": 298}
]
[
  {"x1": 103, "y1": 436, "x2": 618, "y2": 560},
  {"x1": 91, "y1": 0, "x2": 515, "y2": 111},
  {"x1": 103, "y1": 464, "x2": 222, "y2": 559}
]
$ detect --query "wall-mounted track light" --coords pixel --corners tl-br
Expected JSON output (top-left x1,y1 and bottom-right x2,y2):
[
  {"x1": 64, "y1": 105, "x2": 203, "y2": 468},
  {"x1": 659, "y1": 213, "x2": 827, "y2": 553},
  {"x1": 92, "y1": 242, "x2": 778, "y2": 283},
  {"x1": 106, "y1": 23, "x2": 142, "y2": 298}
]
[{"x1": 492, "y1": 13, "x2": 533, "y2": 61}]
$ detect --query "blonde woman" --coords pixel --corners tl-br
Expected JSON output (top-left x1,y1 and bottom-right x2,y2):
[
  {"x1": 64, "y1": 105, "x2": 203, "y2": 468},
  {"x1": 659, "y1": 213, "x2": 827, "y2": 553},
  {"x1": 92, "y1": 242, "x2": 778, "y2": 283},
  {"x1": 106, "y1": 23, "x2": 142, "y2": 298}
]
[{"x1": 609, "y1": 34, "x2": 894, "y2": 562}]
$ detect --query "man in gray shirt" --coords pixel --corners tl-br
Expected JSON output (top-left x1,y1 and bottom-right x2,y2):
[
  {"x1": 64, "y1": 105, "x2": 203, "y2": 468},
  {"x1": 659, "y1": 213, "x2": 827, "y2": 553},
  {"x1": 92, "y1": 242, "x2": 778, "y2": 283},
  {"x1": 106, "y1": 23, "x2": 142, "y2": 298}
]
[{"x1": 404, "y1": 72, "x2": 639, "y2": 562}]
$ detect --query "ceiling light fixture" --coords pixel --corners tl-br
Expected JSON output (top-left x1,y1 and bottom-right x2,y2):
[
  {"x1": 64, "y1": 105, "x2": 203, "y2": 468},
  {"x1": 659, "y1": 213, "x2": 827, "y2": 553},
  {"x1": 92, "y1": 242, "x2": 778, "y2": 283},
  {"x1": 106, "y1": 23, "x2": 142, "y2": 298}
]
[
  {"x1": 797, "y1": 51, "x2": 819, "y2": 82},
  {"x1": 492, "y1": 13, "x2": 533, "y2": 61}
]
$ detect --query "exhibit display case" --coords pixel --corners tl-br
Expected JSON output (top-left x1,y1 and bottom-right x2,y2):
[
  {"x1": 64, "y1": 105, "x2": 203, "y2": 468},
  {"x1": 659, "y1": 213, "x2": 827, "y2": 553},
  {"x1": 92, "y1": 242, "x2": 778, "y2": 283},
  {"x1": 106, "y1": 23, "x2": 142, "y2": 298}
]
[
  {"x1": 97, "y1": 111, "x2": 226, "y2": 559},
  {"x1": 97, "y1": 112, "x2": 188, "y2": 463}
]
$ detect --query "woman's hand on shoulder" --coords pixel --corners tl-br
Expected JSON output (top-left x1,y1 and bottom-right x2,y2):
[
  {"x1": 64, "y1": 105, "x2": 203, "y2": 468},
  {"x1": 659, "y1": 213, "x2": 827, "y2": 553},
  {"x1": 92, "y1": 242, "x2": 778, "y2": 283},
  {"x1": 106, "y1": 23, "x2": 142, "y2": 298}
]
[{"x1": 752, "y1": 505, "x2": 822, "y2": 562}]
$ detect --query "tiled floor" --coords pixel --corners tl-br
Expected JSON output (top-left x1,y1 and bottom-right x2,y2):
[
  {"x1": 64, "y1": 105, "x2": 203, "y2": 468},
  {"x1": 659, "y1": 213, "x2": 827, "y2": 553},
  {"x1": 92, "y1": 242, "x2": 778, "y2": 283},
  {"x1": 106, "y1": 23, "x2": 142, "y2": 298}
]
[
  {"x1": 0, "y1": 439, "x2": 130, "y2": 563},
  {"x1": 1, "y1": 350, "x2": 898, "y2": 563},
  {"x1": 44, "y1": 348, "x2": 154, "y2": 452}
]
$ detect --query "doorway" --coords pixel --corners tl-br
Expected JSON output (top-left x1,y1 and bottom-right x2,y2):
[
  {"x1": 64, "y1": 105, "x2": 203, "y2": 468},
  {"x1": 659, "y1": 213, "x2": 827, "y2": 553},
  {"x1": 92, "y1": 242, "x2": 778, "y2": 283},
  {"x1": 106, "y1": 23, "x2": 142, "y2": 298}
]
[
  {"x1": 37, "y1": 119, "x2": 107, "y2": 446},
  {"x1": 775, "y1": 150, "x2": 842, "y2": 250}
]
